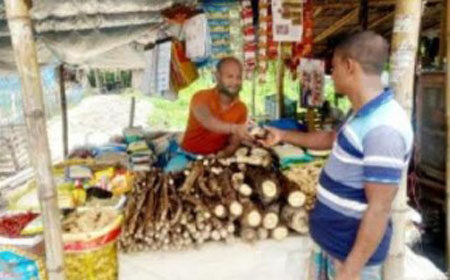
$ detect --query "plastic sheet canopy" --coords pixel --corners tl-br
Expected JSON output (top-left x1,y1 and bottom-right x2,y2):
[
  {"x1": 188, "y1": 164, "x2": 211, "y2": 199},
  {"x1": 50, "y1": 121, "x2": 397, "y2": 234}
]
[{"x1": 0, "y1": 0, "x2": 195, "y2": 74}]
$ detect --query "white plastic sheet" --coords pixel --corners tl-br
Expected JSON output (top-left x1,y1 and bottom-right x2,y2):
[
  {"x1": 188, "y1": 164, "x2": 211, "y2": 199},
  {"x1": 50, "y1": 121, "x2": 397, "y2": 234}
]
[{"x1": 120, "y1": 236, "x2": 313, "y2": 280}]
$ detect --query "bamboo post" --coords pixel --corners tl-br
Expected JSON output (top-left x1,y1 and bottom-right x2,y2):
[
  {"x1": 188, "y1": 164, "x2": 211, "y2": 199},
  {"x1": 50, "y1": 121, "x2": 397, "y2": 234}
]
[
  {"x1": 276, "y1": 43, "x2": 285, "y2": 119},
  {"x1": 4, "y1": 0, "x2": 65, "y2": 279},
  {"x1": 445, "y1": 0, "x2": 450, "y2": 273},
  {"x1": 59, "y1": 65, "x2": 68, "y2": 160},
  {"x1": 251, "y1": 70, "x2": 256, "y2": 117},
  {"x1": 95, "y1": 69, "x2": 102, "y2": 89},
  {"x1": 129, "y1": 96, "x2": 136, "y2": 128},
  {"x1": 384, "y1": 0, "x2": 422, "y2": 279}
]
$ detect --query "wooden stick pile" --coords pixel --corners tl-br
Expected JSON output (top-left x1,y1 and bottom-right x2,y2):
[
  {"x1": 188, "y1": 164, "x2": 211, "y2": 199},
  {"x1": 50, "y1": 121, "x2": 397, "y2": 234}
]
[{"x1": 119, "y1": 146, "x2": 320, "y2": 253}]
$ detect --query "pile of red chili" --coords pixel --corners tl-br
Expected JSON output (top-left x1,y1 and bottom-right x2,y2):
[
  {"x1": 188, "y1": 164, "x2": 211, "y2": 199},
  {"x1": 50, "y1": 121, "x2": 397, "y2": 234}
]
[{"x1": 0, "y1": 212, "x2": 38, "y2": 237}]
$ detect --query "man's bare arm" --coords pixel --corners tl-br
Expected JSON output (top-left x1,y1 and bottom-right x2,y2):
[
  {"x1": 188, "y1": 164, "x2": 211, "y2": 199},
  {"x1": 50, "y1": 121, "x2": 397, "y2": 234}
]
[
  {"x1": 337, "y1": 183, "x2": 397, "y2": 279},
  {"x1": 262, "y1": 126, "x2": 336, "y2": 150},
  {"x1": 281, "y1": 130, "x2": 336, "y2": 150},
  {"x1": 217, "y1": 134, "x2": 241, "y2": 158},
  {"x1": 192, "y1": 104, "x2": 251, "y2": 140},
  {"x1": 193, "y1": 104, "x2": 234, "y2": 134}
]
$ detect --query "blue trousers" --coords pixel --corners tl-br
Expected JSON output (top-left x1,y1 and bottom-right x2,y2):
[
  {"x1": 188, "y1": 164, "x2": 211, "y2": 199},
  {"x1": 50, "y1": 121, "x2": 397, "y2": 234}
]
[{"x1": 163, "y1": 141, "x2": 199, "y2": 173}]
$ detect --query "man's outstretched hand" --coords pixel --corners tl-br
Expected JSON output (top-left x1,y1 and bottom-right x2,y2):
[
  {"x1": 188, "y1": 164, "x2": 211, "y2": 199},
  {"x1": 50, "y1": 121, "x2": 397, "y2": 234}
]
[
  {"x1": 231, "y1": 123, "x2": 253, "y2": 141},
  {"x1": 258, "y1": 126, "x2": 284, "y2": 147}
]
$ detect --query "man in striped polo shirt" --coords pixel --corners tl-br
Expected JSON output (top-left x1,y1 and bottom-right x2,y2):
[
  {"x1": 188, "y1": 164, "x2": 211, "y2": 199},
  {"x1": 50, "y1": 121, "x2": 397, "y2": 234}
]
[{"x1": 262, "y1": 31, "x2": 413, "y2": 280}]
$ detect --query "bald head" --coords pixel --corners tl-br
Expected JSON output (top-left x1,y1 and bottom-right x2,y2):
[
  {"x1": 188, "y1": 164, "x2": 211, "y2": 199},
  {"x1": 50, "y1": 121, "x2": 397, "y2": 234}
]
[
  {"x1": 334, "y1": 31, "x2": 389, "y2": 75},
  {"x1": 216, "y1": 57, "x2": 243, "y2": 73}
]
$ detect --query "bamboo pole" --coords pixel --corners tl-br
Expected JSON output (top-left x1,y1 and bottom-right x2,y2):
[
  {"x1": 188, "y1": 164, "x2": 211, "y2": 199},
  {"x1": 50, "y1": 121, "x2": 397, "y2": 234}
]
[
  {"x1": 445, "y1": 0, "x2": 450, "y2": 273},
  {"x1": 384, "y1": 0, "x2": 422, "y2": 279},
  {"x1": 384, "y1": 4, "x2": 441, "y2": 37},
  {"x1": 59, "y1": 65, "x2": 68, "y2": 160},
  {"x1": 251, "y1": 70, "x2": 256, "y2": 117},
  {"x1": 4, "y1": 0, "x2": 65, "y2": 279},
  {"x1": 129, "y1": 96, "x2": 136, "y2": 128},
  {"x1": 276, "y1": 43, "x2": 285, "y2": 119},
  {"x1": 95, "y1": 69, "x2": 102, "y2": 89}
]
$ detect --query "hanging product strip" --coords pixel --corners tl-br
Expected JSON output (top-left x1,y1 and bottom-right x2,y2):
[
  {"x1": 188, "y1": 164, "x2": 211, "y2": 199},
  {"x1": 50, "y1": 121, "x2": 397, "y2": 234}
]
[
  {"x1": 290, "y1": 0, "x2": 314, "y2": 75},
  {"x1": 241, "y1": 0, "x2": 256, "y2": 79},
  {"x1": 202, "y1": 0, "x2": 234, "y2": 67}
]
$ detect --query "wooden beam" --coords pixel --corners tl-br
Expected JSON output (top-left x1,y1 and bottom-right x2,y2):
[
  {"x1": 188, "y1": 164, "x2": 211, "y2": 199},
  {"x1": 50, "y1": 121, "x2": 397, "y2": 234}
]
[
  {"x1": 314, "y1": 8, "x2": 360, "y2": 43},
  {"x1": 276, "y1": 43, "x2": 285, "y2": 119},
  {"x1": 439, "y1": 1, "x2": 447, "y2": 63},
  {"x1": 368, "y1": 12, "x2": 395, "y2": 29},
  {"x1": 315, "y1": 0, "x2": 442, "y2": 9},
  {"x1": 360, "y1": 0, "x2": 369, "y2": 30},
  {"x1": 314, "y1": 2, "x2": 356, "y2": 9},
  {"x1": 349, "y1": 11, "x2": 394, "y2": 34},
  {"x1": 445, "y1": 0, "x2": 450, "y2": 273},
  {"x1": 314, "y1": 7, "x2": 324, "y2": 17},
  {"x1": 4, "y1": 0, "x2": 65, "y2": 279},
  {"x1": 384, "y1": 0, "x2": 422, "y2": 279}
]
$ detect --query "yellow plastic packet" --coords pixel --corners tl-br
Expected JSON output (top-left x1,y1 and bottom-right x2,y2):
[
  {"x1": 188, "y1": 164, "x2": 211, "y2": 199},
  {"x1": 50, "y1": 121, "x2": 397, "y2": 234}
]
[
  {"x1": 110, "y1": 172, "x2": 134, "y2": 196},
  {"x1": 89, "y1": 167, "x2": 115, "y2": 186},
  {"x1": 21, "y1": 215, "x2": 43, "y2": 236}
]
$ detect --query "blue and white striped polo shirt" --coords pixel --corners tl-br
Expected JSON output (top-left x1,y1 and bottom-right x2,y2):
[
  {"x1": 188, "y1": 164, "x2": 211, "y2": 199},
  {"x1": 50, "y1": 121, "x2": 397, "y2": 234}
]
[{"x1": 309, "y1": 88, "x2": 413, "y2": 265}]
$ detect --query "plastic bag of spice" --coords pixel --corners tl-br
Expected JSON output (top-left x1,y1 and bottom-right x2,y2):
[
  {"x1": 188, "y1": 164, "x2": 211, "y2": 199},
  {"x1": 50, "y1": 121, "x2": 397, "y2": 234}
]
[{"x1": 62, "y1": 209, "x2": 122, "y2": 280}]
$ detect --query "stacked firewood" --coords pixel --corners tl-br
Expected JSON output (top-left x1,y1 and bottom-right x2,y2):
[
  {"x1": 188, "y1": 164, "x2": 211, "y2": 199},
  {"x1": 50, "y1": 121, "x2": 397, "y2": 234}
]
[
  {"x1": 119, "y1": 145, "x2": 319, "y2": 253},
  {"x1": 282, "y1": 161, "x2": 323, "y2": 211}
]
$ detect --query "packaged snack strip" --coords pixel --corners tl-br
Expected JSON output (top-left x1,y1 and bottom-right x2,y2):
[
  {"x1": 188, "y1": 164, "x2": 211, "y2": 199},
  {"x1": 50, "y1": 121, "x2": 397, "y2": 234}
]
[
  {"x1": 243, "y1": 17, "x2": 253, "y2": 25},
  {"x1": 216, "y1": 51, "x2": 231, "y2": 59},
  {"x1": 210, "y1": 26, "x2": 230, "y2": 33},
  {"x1": 244, "y1": 51, "x2": 256, "y2": 59},
  {"x1": 203, "y1": 5, "x2": 229, "y2": 13},
  {"x1": 244, "y1": 43, "x2": 257, "y2": 52},
  {"x1": 208, "y1": 18, "x2": 230, "y2": 26},
  {"x1": 211, "y1": 32, "x2": 231, "y2": 40},
  {"x1": 241, "y1": 7, "x2": 253, "y2": 18},
  {"x1": 212, "y1": 39, "x2": 229, "y2": 46}
]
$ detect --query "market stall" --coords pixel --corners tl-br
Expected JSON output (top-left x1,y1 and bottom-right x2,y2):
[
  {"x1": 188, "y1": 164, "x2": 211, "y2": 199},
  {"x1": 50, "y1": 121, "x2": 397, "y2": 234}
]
[
  {"x1": 1, "y1": 0, "x2": 449, "y2": 279},
  {"x1": 0, "y1": 124, "x2": 323, "y2": 279}
]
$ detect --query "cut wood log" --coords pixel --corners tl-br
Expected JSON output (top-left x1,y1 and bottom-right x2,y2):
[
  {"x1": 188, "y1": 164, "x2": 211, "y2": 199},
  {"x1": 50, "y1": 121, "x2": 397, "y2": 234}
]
[
  {"x1": 281, "y1": 206, "x2": 309, "y2": 234},
  {"x1": 257, "y1": 228, "x2": 269, "y2": 240},
  {"x1": 241, "y1": 201, "x2": 262, "y2": 228},
  {"x1": 240, "y1": 227, "x2": 257, "y2": 242},
  {"x1": 271, "y1": 226, "x2": 289, "y2": 241},
  {"x1": 263, "y1": 211, "x2": 279, "y2": 230}
]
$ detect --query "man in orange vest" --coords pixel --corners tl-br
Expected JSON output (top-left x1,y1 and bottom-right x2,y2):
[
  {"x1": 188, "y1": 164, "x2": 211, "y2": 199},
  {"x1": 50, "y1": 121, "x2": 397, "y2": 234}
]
[{"x1": 165, "y1": 57, "x2": 251, "y2": 172}]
